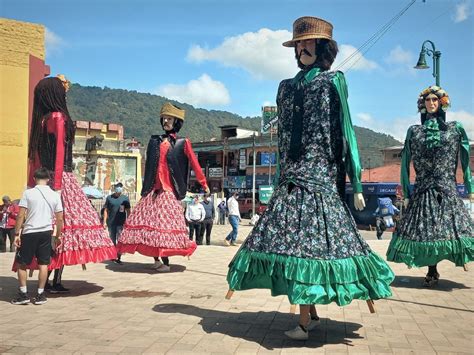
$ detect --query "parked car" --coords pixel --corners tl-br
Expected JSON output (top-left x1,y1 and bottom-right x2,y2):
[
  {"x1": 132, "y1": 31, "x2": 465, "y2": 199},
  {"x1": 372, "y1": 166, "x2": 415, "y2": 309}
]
[{"x1": 238, "y1": 198, "x2": 267, "y2": 218}]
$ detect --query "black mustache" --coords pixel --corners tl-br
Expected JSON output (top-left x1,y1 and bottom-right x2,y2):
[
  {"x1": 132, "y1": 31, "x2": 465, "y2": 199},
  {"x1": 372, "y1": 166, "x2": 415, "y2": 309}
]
[{"x1": 298, "y1": 48, "x2": 312, "y2": 58}]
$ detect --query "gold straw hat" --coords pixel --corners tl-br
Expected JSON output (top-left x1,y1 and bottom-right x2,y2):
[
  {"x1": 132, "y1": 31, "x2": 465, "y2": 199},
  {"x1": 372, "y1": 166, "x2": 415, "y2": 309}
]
[
  {"x1": 283, "y1": 16, "x2": 333, "y2": 47},
  {"x1": 160, "y1": 102, "x2": 185, "y2": 121}
]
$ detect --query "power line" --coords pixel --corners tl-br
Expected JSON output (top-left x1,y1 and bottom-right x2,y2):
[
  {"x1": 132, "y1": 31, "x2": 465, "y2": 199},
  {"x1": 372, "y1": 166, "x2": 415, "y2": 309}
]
[{"x1": 334, "y1": 0, "x2": 417, "y2": 72}]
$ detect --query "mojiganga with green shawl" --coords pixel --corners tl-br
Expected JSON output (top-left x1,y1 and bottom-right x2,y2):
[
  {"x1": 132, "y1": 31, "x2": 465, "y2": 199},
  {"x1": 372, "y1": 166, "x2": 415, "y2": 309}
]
[
  {"x1": 227, "y1": 67, "x2": 394, "y2": 306},
  {"x1": 387, "y1": 85, "x2": 474, "y2": 268}
]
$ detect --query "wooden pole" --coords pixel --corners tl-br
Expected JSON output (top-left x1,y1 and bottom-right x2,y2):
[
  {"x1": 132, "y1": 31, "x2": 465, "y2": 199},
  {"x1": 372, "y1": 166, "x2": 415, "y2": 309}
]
[
  {"x1": 366, "y1": 299, "x2": 376, "y2": 313},
  {"x1": 225, "y1": 289, "x2": 234, "y2": 299}
]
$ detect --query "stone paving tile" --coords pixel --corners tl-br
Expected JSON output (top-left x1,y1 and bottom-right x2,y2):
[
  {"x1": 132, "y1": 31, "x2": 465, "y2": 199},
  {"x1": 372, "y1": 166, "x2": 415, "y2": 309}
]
[{"x1": 1, "y1": 226, "x2": 473, "y2": 354}]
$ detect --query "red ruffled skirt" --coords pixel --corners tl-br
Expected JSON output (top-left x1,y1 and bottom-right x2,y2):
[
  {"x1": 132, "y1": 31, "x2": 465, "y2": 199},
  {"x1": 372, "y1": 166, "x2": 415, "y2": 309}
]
[
  {"x1": 117, "y1": 190, "x2": 196, "y2": 257},
  {"x1": 13, "y1": 172, "x2": 117, "y2": 271}
]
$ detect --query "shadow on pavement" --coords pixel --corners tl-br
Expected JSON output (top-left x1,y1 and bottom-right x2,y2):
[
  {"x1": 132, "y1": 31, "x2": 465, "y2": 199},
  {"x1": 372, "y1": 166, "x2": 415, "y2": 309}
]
[
  {"x1": 105, "y1": 261, "x2": 186, "y2": 274},
  {"x1": 153, "y1": 303, "x2": 363, "y2": 350},
  {"x1": 391, "y1": 275, "x2": 470, "y2": 291},
  {"x1": 0, "y1": 277, "x2": 103, "y2": 302}
]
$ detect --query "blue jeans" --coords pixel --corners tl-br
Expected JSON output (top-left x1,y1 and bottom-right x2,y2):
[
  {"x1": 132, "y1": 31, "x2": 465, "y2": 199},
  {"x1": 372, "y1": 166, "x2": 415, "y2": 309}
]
[{"x1": 226, "y1": 215, "x2": 239, "y2": 242}]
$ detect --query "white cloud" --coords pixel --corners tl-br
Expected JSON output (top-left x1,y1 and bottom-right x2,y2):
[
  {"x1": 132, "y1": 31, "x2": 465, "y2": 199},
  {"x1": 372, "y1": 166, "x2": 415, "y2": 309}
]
[
  {"x1": 187, "y1": 29, "x2": 378, "y2": 80},
  {"x1": 448, "y1": 110, "x2": 474, "y2": 137},
  {"x1": 385, "y1": 45, "x2": 413, "y2": 65},
  {"x1": 356, "y1": 113, "x2": 374, "y2": 123},
  {"x1": 45, "y1": 28, "x2": 65, "y2": 56},
  {"x1": 453, "y1": 2, "x2": 471, "y2": 23},
  {"x1": 157, "y1": 74, "x2": 230, "y2": 107},
  {"x1": 333, "y1": 44, "x2": 379, "y2": 72}
]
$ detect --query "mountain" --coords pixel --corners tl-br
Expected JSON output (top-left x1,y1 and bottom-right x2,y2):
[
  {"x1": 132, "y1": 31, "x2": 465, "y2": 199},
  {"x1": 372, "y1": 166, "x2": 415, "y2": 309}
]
[{"x1": 67, "y1": 84, "x2": 401, "y2": 168}]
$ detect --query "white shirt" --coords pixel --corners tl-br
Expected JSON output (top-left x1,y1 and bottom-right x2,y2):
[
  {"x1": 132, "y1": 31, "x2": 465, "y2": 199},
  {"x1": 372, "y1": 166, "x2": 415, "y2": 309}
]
[
  {"x1": 185, "y1": 202, "x2": 205, "y2": 222},
  {"x1": 227, "y1": 196, "x2": 241, "y2": 219},
  {"x1": 19, "y1": 185, "x2": 63, "y2": 234}
]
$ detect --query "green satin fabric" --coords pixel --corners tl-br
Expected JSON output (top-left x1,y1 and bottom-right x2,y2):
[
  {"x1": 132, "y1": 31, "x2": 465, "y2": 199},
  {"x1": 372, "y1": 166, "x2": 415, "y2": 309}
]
[
  {"x1": 332, "y1": 72, "x2": 363, "y2": 193},
  {"x1": 292, "y1": 67, "x2": 321, "y2": 86},
  {"x1": 387, "y1": 233, "x2": 474, "y2": 267},
  {"x1": 424, "y1": 118, "x2": 441, "y2": 148},
  {"x1": 455, "y1": 122, "x2": 474, "y2": 194},
  {"x1": 227, "y1": 249, "x2": 394, "y2": 306},
  {"x1": 400, "y1": 127, "x2": 414, "y2": 199}
]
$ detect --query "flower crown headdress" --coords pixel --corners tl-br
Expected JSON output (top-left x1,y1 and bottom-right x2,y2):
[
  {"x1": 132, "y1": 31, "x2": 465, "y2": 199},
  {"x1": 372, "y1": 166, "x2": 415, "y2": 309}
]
[{"x1": 417, "y1": 85, "x2": 450, "y2": 113}]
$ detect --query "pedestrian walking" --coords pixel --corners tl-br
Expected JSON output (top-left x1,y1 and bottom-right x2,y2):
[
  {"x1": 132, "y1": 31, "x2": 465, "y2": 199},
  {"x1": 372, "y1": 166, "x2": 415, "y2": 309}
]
[
  {"x1": 217, "y1": 200, "x2": 227, "y2": 225},
  {"x1": 226, "y1": 16, "x2": 394, "y2": 340},
  {"x1": 186, "y1": 195, "x2": 205, "y2": 244},
  {"x1": 387, "y1": 85, "x2": 473, "y2": 286},
  {"x1": 103, "y1": 182, "x2": 131, "y2": 264},
  {"x1": 199, "y1": 194, "x2": 215, "y2": 245},
  {"x1": 225, "y1": 192, "x2": 241, "y2": 246},
  {"x1": 11, "y1": 168, "x2": 63, "y2": 305},
  {"x1": 117, "y1": 102, "x2": 209, "y2": 272},
  {"x1": 1, "y1": 195, "x2": 19, "y2": 252}
]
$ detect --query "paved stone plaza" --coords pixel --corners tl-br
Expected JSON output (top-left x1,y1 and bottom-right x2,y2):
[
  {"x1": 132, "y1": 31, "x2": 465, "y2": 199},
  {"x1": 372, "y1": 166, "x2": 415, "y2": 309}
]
[{"x1": 0, "y1": 223, "x2": 473, "y2": 354}]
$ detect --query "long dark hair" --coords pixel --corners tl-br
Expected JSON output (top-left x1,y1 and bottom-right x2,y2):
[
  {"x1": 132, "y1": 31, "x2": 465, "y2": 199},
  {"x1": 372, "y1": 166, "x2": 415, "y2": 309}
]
[
  {"x1": 28, "y1": 77, "x2": 75, "y2": 163},
  {"x1": 295, "y1": 38, "x2": 339, "y2": 71}
]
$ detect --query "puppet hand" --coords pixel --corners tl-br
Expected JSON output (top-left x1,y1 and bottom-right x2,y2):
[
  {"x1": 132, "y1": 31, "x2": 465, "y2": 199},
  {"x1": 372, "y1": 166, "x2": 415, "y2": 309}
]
[
  {"x1": 354, "y1": 193, "x2": 366, "y2": 211},
  {"x1": 469, "y1": 193, "x2": 474, "y2": 202},
  {"x1": 204, "y1": 187, "x2": 210, "y2": 194},
  {"x1": 404, "y1": 198, "x2": 410, "y2": 208}
]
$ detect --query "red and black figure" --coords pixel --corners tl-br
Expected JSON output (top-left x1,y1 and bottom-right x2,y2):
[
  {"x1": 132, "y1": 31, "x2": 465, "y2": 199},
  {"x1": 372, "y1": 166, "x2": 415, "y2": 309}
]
[
  {"x1": 13, "y1": 76, "x2": 117, "y2": 293},
  {"x1": 117, "y1": 102, "x2": 209, "y2": 272}
]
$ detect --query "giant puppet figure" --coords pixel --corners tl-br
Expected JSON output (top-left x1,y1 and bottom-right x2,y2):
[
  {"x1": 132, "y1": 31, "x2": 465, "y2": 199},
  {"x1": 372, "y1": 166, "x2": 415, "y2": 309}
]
[
  {"x1": 387, "y1": 85, "x2": 474, "y2": 286},
  {"x1": 16, "y1": 76, "x2": 117, "y2": 292},
  {"x1": 226, "y1": 16, "x2": 394, "y2": 340},
  {"x1": 117, "y1": 102, "x2": 209, "y2": 272}
]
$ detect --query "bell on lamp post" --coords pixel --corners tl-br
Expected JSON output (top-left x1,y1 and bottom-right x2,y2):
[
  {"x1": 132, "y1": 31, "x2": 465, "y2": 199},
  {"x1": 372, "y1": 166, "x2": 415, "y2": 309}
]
[
  {"x1": 414, "y1": 40, "x2": 441, "y2": 86},
  {"x1": 414, "y1": 50, "x2": 429, "y2": 70}
]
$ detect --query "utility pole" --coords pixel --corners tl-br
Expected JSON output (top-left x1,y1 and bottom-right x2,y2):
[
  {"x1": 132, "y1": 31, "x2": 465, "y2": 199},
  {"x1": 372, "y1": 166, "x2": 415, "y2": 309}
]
[{"x1": 252, "y1": 133, "x2": 256, "y2": 217}]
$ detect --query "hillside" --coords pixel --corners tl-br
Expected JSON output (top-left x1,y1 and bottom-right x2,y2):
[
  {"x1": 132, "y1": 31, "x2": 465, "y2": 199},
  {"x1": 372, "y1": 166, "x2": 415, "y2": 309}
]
[{"x1": 67, "y1": 84, "x2": 401, "y2": 168}]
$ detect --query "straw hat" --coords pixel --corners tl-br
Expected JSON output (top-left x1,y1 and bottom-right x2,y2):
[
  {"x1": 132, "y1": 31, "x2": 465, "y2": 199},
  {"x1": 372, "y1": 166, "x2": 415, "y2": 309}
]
[
  {"x1": 160, "y1": 102, "x2": 185, "y2": 121},
  {"x1": 283, "y1": 16, "x2": 333, "y2": 47}
]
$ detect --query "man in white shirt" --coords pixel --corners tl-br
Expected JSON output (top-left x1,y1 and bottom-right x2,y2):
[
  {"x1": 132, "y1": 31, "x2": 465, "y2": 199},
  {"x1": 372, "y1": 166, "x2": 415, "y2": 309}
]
[
  {"x1": 185, "y1": 195, "x2": 205, "y2": 245},
  {"x1": 225, "y1": 192, "x2": 241, "y2": 246},
  {"x1": 11, "y1": 168, "x2": 64, "y2": 305}
]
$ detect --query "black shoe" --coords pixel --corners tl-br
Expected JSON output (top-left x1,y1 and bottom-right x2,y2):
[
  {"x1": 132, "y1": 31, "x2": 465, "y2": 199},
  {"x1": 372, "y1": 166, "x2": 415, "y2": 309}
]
[
  {"x1": 45, "y1": 283, "x2": 52, "y2": 292},
  {"x1": 50, "y1": 284, "x2": 70, "y2": 294},
  {"x1": 11, "y1": 291, "x2": 30, "y2": 305},
  {"x1": 114, "y1": 259, "x2": 123, "y2": 265},
  {"x1": 423, "y1": 273, "x2": 439, "y2": 287},
  {"x1": 33, "y1": 293, "x2": 47, "y2": 305}
]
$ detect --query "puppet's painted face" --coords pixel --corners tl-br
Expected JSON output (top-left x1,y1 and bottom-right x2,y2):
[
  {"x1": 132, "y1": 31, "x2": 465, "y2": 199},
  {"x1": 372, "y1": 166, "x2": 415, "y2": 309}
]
[
  {"x1": 161, "y1": 115, "x2": 176, "y2": 131},
  {"x1": 424, "y1": 94, "x2": 439, "y2": 114},
  {"x1": 296, "y1": 39, "x2": 317, "y2": 66}
]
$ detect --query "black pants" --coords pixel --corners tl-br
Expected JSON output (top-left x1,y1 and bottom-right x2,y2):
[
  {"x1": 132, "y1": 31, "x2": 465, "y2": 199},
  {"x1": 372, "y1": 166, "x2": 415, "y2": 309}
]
[
  {"x1": 188, "y1": 222, "x2": 202, "y2": 245},
  {"x1": 0, "y1": 228, "x2": 15, "y2": 252},
  {"x1": 375, "y1": 217, "x2": 386, "y2": 240},
  {"x1": 199, "y1": 219, "x2": 214, "y2": 245}
]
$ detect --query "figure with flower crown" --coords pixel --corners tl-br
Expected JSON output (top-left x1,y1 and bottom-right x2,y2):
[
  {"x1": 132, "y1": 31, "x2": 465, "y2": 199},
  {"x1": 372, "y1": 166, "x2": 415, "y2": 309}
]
[{"x1": 387, "y1": 85, "x2": 474, "y2": 286}]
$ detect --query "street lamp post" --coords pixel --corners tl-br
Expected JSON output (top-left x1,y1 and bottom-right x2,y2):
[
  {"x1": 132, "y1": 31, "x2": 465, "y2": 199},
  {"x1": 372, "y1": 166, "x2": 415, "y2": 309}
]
[{"x1": 414, "y1": 40, "x2": 441, "y2": 86}]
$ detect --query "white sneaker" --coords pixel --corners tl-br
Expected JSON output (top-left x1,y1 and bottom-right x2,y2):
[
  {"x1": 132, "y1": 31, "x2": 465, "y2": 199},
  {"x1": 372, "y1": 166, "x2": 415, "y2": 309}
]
[
  {"x1": 151, "y1": 260, "x2": 163, "y2": 269},
  {"x1": 307, "y1": 317, "x2": 321, "y2": 331},
  {"x1": 156, "y1": 264, "x2": 170, "y2": 273},
  {"x1": 284, "y1": 325, "x2": 308, "y2": 340}
]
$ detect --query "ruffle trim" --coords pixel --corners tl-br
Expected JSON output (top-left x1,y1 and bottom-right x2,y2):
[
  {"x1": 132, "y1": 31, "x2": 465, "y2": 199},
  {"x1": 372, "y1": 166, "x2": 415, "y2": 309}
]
[
  {"x1": 117, "y1": 242, "x2": 197, "y2": 258},
  {"x1": 12, "y1": 246, "x2": 118, "y2": 271},
  {"x1": 386, "y1": 234, "x2": 474, "y2": 267},
  {"x1": 118, "y1": 229, "x2": 191, "y2": 249},
  {"x1": 227, "y1": 249, "x2": 394, "y2": 306},
  {"x1": 57, "y1": 227, "x2": 114, "y2": 253}
]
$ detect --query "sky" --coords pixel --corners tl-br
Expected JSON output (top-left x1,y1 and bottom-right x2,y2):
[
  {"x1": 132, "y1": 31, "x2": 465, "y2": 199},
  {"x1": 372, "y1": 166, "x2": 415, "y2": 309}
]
[{"x1": 2, "y1": 0, "x2": 473, "y2": 141}]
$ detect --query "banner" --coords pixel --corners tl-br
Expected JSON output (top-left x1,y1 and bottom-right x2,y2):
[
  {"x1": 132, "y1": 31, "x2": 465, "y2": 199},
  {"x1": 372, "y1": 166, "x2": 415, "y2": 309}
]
[{"x1": 261, "y1": 106, "x2": 278, "y2": 133}]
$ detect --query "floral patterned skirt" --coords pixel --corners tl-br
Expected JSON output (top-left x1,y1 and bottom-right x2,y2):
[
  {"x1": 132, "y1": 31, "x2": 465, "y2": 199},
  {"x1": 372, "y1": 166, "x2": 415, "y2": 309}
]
[
  {"x1": 117, "y1": 190, "x2": 197, "y2": 258},
  {"x1": 227, "y1": 183, "x2": 394, "y2": 306},
  {"x1": 387, "y1": 187, "x2": 474, "y2": 267},
  {"x1": 13, "y1": 172, "x2": 117, "y2": 271}
]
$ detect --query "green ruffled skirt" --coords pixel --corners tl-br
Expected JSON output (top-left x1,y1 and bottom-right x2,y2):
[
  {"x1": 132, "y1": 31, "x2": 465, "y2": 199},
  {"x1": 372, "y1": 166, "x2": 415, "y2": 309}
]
[
  {"x1": 387, "y1": 234, "x2": 474, "y2": 267},
  {"x1": 227, "y1": 248, "x2": 394, "y2": 306}
]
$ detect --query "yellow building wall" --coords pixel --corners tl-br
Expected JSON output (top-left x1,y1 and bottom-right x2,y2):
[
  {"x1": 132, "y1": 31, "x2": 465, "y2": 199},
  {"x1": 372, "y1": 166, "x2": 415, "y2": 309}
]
[{"x1": 0, "y1": 18, "x2": 45, "y2": 199}]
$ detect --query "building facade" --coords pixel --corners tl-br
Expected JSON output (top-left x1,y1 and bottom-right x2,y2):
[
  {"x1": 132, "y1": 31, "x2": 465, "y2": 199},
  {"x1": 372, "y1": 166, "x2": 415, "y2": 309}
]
[{"x1": 0, "y1": 18, "x2": 50, "y2": 199}]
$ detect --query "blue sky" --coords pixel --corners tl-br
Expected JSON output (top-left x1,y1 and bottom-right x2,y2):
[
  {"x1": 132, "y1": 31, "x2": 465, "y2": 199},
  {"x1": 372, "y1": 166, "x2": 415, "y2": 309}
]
[{"x1": 2, "y1": 0, "x2": 473, "y2": 140}]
